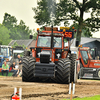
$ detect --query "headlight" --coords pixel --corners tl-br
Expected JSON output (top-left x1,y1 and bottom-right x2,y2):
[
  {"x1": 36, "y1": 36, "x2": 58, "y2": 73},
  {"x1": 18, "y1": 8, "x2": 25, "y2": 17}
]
[
  {"x1": 57, "y1": 53, "x2": 60, "y2": 58},
  {"x1": 38, "y1": 52, "x2": 41, "y2": 57}
]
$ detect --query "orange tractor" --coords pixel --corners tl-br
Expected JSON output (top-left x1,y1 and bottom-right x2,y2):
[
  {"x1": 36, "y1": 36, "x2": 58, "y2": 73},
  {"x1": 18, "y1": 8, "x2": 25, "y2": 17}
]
[
  {"x1": 78, "y1": 46, "x2": 100, "y2": 79},
  {"x1": 22, "y1": 26, "x2": 77, "y2": 83}
]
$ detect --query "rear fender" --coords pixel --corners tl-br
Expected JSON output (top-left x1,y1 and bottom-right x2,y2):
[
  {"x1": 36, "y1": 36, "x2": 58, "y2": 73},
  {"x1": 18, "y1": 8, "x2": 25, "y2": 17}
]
[
  {"x1": 62, "y1": 51, "x2": 68, "y2": 58},
  {"x1": 32, "y1": 49, "x2": 36, "y2": 57},
  {"x1": 30, "y1": 47, "x2": 36, "y2": 57}
]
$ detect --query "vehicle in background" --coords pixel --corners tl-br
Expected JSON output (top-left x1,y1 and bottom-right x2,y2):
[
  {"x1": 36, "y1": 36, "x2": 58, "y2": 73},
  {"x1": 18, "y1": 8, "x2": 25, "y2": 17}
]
[
  {"x1": 12, "y1": 46, "x2": 24, "y2": 58},
  {"x1": 0, "y1": 46, "x2": 25, "y2": 76},
  {"x1": 78, "y1": 46, "x2": 100, "y2": 79},
  {"x1": 11, "y1": 46, "x2": 25, "y2": 64},
  {"x1": 0, "y1": 45, "x2": 12, "y2": 68}
]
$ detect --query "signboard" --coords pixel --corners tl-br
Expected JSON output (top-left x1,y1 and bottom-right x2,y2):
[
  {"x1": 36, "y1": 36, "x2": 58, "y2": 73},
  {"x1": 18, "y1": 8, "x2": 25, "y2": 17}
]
[{"x1": 64, "y1": 30, "x2": 74, "y2": 39}]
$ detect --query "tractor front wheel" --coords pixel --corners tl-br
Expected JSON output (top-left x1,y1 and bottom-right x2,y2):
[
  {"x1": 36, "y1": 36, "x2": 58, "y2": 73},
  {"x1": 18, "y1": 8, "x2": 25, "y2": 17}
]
[
  {"x1": 97, "y1": 69, "x2": 100, "y2": 78},
  {"x1": 22, "y1": 57, "x2": 36, "y2": 82},
  {"x1": 70, "y1": 54, "x2": 76, "y2": 82},
  {"x1": 55, "y1": 58, "x2": 71, "y2": 84}
]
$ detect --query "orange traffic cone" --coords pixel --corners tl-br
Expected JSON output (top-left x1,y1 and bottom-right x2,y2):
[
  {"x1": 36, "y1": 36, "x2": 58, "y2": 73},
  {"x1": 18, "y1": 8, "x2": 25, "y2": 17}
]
[
  {"x1": 12, "y1": 95, "x2": 20, "y2": 100},
  {"x1": 11, "y1": 87, "x2": 22, "y2": 100}
]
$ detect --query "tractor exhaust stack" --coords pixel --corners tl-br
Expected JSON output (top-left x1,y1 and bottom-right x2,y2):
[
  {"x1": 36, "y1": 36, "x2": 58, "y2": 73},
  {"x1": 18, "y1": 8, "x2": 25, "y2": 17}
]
[{"x1": 51, "y1": 25, "x2": 54, "y2": 49}]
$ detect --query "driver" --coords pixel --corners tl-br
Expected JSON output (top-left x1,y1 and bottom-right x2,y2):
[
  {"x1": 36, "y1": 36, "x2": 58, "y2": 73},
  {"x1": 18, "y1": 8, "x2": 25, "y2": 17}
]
[
  {"x1": 55, "y1": 41, "x2": 61, "y2": 47},
  {"x1": 54, "y1": 39, "x2": 61, "y2": 47}
]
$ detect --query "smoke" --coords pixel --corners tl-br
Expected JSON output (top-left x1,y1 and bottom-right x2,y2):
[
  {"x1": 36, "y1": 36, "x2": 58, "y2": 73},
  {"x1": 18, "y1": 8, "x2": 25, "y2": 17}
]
[{"x1": 47, "y1": 0, "x2": 56, "y2": 25}]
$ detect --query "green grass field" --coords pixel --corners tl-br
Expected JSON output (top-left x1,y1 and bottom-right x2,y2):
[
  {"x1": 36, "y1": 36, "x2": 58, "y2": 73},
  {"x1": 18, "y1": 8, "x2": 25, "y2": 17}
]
[
  {"x1": 0, "y1": 72, "x2": 13, "y2": 76},
  {"x1": 63, "y1": 95, "x2": 100, "y2": 100}
]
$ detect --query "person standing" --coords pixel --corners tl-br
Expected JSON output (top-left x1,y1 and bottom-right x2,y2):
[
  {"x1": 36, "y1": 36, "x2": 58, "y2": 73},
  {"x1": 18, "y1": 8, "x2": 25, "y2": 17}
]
[
  {"x1": 2, "y1": 61, "x2": 9, "y2": 76},
  {"x1": 17, "y1": 55, "x2": 22, "y2": 76}
]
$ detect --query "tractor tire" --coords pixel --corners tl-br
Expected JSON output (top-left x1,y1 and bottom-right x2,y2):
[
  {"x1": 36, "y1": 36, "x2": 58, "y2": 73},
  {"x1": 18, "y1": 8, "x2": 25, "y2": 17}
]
[
  {"x1": 97, "y1": 69, "x2": 100, "y2": 78},
  {"x1": 70, "y1": 54, "x2": 76, "y2": 83},
  {"x1": 22, "y1": 57, "x2": 36, "y2": 82},
  {"x1": 78, "y1": 63, "x2": 83, "y2": 79},
  {"x1": 55, "y1": 58, "x2": 71, "y2": 84}
]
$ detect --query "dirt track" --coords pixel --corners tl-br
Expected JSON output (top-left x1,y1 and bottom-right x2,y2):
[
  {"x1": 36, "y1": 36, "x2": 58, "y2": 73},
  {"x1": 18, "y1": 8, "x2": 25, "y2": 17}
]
[{"x1": 0, "y1": 77, "x2": 100, "y2": 100}]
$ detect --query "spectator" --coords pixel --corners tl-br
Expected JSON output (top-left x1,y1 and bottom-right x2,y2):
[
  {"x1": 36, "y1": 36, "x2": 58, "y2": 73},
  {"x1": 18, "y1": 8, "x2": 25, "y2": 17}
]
[
  {"x1": 6, "y1": 58, "x2": 10, "y2": 66},
  {"x1": 17, "y1": 55, "x2": 22, "y2": 77},
  {"x1": 10, "y1": 62, "x2": 18, "y2": 77},
  {"x1": 2, "y1": 61, "x2": 9, "y2": 76},
  {"x1": 3, "y1": 58, "x2": 12, "y2": 68}
]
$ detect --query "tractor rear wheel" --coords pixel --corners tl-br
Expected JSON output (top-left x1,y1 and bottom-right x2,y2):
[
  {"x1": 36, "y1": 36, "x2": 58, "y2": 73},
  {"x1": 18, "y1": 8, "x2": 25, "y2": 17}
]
[
  {"x1": 22, "y1": 57, "x2": 36, "y2": 82},
  {"x1": 97, "y1": 69, "x2": 100, "y2": 78},
  {"x1": 78, "y1": 63, "x2": 83, "y2": 79},
  {"x1": 55, "y1": 58, "x2": 71, "y2": 84},
  {"x1": 70, "y1": 54, "x2": 76, "y2": 82}
]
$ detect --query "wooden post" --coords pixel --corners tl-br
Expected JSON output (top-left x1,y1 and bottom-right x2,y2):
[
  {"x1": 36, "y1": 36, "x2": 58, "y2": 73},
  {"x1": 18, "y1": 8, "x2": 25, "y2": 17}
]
[{"x1": 70, "y1": 82, "x2": 73, "y2": 100}]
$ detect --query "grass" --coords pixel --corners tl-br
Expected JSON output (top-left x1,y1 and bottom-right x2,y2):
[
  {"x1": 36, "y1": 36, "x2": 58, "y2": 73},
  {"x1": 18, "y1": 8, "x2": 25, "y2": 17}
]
[
  {"x1": 0, "y1": 72, "x2": 13, "y2": 76},
  {"x1": 62, "y1": 95, "x2": 100, "y2": 100},
  {"x1": 79, "y1": 79, "x2": 100, "y2": 81}
]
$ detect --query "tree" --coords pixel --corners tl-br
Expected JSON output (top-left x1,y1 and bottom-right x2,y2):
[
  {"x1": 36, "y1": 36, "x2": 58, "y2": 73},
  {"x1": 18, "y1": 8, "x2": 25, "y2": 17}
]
[
  {"x1": 17, "y1": 20, "x2": 32, "y2": 39},
  {"x1": 33, "y1": 0, "x2": 100, "y2": 44},
  {"x1": 2, "y1": 13, "x2": 21, "y2": 39},
  {"x1": 2, "y1": 13, "x2": 17, "y2": 29},
  {"x1": 32, "y1": 29, "x2": 38, "y2": 40},
  {"x1": 71, "y1": 23, "x2": 92, "y2": 37},
  {"x1": 33, "y1": 0, "x2": 57, "y2": 26},
  {"x1": 0, "y1": 40, "x2": 2, "y2": 45},
  {"x1": 2, "y1": 13, "x2": 32, "y2": 40},
  {"x1": 0, "y1": 24, "x2": 11, "y2": 45}
]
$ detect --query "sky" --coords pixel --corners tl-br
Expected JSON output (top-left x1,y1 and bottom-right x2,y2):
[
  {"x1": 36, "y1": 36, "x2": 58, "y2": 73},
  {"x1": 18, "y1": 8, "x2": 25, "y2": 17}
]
[
  {"x1": 0, "y1": 0, "x2": 100, "y2": 38},
  {"x1": 0, "y1": 0, "x2": 39, "y2": 31}
]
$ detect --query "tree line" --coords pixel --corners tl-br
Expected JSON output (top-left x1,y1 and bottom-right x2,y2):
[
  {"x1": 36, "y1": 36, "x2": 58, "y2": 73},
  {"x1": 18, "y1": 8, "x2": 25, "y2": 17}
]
[
  {"x1": 0, "y1": 13, "x2": 36, "y2": 45},
  {"x1": 33, "y1": 0, "x2": 100, "y2": 43},
  {"x1": 1, "y1": 0, "x2": 100, "y2": 45}
]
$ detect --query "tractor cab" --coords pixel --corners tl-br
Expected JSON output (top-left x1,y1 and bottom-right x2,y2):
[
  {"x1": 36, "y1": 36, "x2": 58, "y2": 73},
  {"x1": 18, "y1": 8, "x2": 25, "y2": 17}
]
[
  {"x1": 79, "y1": 47, "x2": 99, "y2": 63},
  {"x1": 31, "y1": 26, "x2": 74, "y2": 63},
  {"x1": 78, "y1": 47, "x2": 90, "y2": 66},
  {"x1": 78, "y1": 46, "x2": 100, "y2": 79},
  {"x1": 89, "y1": 48, "x2": 98, "y2": 60}
]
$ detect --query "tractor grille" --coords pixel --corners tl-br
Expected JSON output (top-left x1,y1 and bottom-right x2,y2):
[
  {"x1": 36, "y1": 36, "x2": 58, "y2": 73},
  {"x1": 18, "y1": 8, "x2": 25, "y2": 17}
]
[
  {"x1": 36, "y1": 48, "x2": 52, "y2": 58},
  {"x1": 42, "y1": 50, "x2": 52, "y2": 57}
]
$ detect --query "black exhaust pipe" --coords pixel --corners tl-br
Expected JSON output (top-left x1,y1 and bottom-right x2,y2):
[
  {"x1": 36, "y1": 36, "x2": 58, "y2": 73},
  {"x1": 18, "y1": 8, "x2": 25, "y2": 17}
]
[{"x1": 51, "y1": 25, "x2": 53, "y2": 49}]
